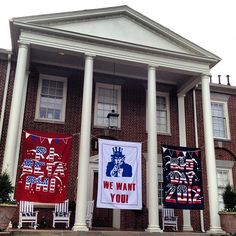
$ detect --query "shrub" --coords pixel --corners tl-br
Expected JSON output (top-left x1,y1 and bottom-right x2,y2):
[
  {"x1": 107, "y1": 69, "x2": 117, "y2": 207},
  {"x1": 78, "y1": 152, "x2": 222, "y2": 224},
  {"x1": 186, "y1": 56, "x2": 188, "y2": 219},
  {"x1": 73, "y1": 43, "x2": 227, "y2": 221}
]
[
  {"x1": 0, "y1": 171, "x2": 14, "y2": 204},
  {"x1": 222, "y1": 184, "x2": 236, "y2": 212}
]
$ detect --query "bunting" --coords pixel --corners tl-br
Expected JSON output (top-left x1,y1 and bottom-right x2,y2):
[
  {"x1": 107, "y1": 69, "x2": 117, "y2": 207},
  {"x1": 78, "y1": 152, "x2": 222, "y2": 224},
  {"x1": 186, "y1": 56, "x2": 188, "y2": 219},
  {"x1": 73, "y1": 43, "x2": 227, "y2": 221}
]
[
  {"x1": 161, "y1": 145, "x2": 204, "y2": 210},
  {"x1": 15, "y1": 130, "x2": 72, "y2": 203}
]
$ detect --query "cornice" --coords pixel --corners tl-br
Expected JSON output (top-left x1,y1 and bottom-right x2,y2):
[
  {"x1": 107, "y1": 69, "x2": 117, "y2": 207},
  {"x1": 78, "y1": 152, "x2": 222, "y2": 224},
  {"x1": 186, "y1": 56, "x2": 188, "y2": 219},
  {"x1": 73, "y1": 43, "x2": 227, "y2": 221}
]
[{"x1": 18, "y1": 30, "x2": 211, "y2": 75}]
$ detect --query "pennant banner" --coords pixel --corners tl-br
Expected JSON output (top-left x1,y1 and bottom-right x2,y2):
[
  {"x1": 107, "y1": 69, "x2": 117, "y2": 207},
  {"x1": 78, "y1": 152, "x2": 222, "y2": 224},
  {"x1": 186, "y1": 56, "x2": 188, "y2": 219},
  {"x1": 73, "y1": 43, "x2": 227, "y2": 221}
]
[
  {"x1": 97, "y1": 139, "x2": 142, "y2": 209},
  {"x1": 15, "y1": 130, "x2": 72, "y2": 203},
  {"x1": 161, "y1": 145, "x2": 204, "y2": 210}
]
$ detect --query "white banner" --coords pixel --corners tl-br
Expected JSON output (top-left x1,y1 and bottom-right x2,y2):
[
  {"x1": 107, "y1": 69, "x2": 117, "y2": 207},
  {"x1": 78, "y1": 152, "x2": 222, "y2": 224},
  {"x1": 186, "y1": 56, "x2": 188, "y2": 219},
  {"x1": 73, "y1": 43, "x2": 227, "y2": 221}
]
[{"x1": 97, "y1": 139, "x2": 142, "y2": 209}]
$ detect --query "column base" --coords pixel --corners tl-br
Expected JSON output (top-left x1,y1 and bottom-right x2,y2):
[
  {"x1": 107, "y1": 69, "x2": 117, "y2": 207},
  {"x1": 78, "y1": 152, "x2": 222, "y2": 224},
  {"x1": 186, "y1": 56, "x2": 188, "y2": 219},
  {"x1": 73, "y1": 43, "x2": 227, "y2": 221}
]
[
  {"x1": 145, "y1": 225, "x2": 163, "y2": 233},
  {"x1": 182, "y1": 225, "x2": 193, "y2": 231},
  {"x1": 206, "y1": 227, "x2": 226, "y2": 235},
  {"x1": 72, "y1": 223, "x2": 89, "y2": 231}
]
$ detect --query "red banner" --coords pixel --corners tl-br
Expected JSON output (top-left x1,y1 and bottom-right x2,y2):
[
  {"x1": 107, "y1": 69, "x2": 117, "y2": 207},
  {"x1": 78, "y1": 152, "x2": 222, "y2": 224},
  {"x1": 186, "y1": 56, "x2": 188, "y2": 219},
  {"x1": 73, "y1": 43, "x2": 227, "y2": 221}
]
[{"x1": 15, "y1": 130, "x2": 72, "y2": 203}]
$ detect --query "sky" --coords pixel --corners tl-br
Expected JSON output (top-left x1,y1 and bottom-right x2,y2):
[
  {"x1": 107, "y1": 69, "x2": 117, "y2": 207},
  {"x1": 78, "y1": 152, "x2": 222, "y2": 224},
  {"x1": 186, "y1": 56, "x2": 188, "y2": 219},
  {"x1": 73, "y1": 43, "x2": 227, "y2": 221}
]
[{"x1": 0, "y1": 0, "x2": 235, "y2": 85}]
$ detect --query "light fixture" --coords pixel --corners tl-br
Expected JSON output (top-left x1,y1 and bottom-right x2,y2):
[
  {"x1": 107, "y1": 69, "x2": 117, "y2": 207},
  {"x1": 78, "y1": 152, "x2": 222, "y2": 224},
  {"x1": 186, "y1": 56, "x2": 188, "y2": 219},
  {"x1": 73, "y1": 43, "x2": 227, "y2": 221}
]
[{"x1": 107, "y1": 109, "x2": 119, "y2": 129}]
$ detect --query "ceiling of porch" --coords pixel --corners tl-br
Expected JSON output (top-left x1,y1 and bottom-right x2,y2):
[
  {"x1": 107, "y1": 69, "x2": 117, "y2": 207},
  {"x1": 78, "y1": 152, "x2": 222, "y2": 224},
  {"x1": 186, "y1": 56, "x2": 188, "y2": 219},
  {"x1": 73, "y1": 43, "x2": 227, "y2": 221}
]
[{"x1": 30, "y1": 46, "x2": 200, "y2": 94}]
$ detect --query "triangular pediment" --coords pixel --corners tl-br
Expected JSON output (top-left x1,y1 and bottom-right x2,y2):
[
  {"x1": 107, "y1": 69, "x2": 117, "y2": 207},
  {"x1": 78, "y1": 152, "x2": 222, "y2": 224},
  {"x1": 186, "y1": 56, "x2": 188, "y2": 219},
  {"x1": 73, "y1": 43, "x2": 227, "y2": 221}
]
[
  {"x1": 12, "y1": 6, "x2": 219, "y2": 60},
  {"x1": 42, "y1": 16, "x2": 194, "y2": 55}
]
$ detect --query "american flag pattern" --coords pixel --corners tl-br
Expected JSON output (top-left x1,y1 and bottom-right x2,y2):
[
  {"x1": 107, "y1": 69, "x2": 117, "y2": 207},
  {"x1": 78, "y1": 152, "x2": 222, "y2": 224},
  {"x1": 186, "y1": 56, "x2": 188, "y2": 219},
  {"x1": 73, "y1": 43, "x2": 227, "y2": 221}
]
[
  {"x1": 162, "y1": 145, "x2": 204, "y2": 210},
  {"x1": 15, "y1": 130, "x2": 72, "y2": 203}
]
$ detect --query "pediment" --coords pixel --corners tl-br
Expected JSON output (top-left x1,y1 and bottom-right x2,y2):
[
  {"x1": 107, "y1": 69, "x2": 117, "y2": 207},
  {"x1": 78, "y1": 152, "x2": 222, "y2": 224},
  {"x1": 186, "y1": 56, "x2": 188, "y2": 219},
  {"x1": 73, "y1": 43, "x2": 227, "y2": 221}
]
[
  {"x1": 12, "y1": 6, "x2": 219, "y2": 60},
  {"x1": 43, "y1": 16, "x2": 195, "y2": 55}
]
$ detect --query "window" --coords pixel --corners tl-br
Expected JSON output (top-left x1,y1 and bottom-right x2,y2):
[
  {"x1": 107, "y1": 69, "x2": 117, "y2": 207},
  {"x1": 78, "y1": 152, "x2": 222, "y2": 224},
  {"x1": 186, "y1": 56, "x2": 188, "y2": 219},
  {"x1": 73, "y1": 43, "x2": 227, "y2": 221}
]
[
  {"x1": 145, "y1": 153, "x2": 163, "y2": 208},
  {"x1": 157, "y1": 94, "x2": 169, "y2": 133},
  {"x1": 216, "y1": 168, "x2": 232, "y2": 211},
  {"x1": 35, "y1": 74, "x2": 67, "y2": 122},
  {"x1": 94, "y1": 83, "x2": 121, "y2": 128},
  {"x1": 211, "y1": 100, "x2": 230, "y2": 139},
  {"x1": 146, "y1": 92, "x2": 170, "y2": 134},
  {"x1": 158, "y1": 164, "x2": 163, "y2": 206}
]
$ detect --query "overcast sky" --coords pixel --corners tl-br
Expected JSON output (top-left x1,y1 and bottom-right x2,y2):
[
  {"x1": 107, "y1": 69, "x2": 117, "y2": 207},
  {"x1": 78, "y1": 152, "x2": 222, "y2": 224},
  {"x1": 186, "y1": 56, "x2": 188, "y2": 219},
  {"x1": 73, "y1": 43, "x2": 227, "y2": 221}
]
[{"x1": 0, "y1": 0, "x2": 235, "y2": 85}]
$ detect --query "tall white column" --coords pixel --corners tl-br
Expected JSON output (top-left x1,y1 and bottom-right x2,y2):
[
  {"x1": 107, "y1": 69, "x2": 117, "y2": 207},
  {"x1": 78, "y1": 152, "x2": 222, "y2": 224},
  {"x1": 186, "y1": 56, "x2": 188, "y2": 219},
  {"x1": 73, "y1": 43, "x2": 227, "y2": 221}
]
[
  {"x1": 146, "y1": 65, "x2": 162, "y2": 233},
  {"x1": 178, "y1": 94, "x2": 193, "y2": 231},
  {"x1": 2, "y1": 43, "x2": 29, "y2": 185},
  {"x1": 14, "y1": 71, "x2": 30, "y2": 182},
  {"x1": 73, "y1": 54, "x2": 94, "y2": 231},
  {"x1": 201, "y1": 75, "x2": 224, "y2": 234},
  {"x1": 0, "y1": 53, "x2": 11, "y2": 143}
]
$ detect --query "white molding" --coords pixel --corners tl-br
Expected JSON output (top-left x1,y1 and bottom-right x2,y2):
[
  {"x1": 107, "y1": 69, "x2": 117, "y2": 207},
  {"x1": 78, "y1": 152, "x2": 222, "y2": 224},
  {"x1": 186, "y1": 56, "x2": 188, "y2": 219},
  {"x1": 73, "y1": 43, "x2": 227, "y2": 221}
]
[
  {"x1": 216, "y1": 160, "x2": 234, "y2": 169},
  {"x1": 19, "y1": 31, "x2": 211, "y2": 75}
]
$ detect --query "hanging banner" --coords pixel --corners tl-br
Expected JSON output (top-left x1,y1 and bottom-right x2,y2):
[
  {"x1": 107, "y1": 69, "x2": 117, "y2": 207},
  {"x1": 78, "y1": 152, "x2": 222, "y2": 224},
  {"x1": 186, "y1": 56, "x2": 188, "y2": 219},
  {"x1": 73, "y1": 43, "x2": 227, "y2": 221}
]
[
  {"x1": 15, "y1": 130, "x2": 72, "y2": 203},
  {"x1": 161, "y1": 145, "x2": 204, "y2": 210},
  {"x1": 97, "y1": 139, "x2": 142, "y2": 209}
]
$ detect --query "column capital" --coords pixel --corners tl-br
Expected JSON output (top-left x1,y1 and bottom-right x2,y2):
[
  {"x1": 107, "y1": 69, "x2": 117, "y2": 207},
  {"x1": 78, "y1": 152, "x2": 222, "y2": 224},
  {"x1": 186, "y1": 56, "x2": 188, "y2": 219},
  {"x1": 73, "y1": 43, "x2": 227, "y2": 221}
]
[
  {"x1": 177, "y1": 93, "x2": 186, "y2": 98},
  {"x1": 18, "y1": 42, "x2": 30, "y2": 49},
  {"x1": 147, "y1": 64, "x2": 160, "y2": 70},
  {"x1": 201, "y1": 73, "x2": 211, "y2": 79},
  {"x1": 84, "y1": 53, "x2": 96, "y2": 59}
]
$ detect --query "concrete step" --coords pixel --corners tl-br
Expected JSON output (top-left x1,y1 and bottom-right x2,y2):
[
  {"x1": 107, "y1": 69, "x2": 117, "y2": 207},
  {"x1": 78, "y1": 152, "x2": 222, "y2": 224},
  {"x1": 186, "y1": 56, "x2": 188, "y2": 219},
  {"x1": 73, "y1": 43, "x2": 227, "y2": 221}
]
[{"x1": 7, "y1": 230, "x2": 226, "y2": 236}]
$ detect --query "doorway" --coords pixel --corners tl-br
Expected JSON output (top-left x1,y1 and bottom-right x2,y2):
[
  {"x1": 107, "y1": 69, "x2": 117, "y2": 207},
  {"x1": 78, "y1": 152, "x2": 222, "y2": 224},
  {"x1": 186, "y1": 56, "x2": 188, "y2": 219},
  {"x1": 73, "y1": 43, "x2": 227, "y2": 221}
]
[{"x1": 92, "y1": 172, "x2": 113, "y2": 227}]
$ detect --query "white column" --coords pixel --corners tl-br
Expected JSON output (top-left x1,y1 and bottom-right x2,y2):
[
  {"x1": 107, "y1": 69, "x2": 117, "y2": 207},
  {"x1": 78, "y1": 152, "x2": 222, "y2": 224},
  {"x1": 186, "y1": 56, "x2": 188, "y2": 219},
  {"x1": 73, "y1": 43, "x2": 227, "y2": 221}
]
[
  {"x1": 14, "y1": 71, "x2": 30, "y2": 181},
  {"x1": 73, "y1": 54, "x2": 94, "y2": 231},
  {"x1": 113, "y1": 209, "x2": 120, "y2": 229},
  {"x1": 178, "y1": 94, "x2": 193, "y2": 231},
  {"x1": 2, "y1": 43, "x2": 29, "y2": 185},
  {"x1": 146, "y1": 66, "x2": 162, "y2": 233},
  {"x1": 0, "y1": 53, "x2": 11, "y2": 143},
  {"x1": 201, "y1": 75, "x2": 224, "y2": 234}
]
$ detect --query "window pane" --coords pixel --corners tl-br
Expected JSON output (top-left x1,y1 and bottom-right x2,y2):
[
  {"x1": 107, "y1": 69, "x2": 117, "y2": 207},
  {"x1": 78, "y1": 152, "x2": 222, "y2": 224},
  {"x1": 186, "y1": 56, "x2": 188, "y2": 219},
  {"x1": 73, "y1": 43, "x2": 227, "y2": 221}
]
[
  {"x1": 156, "y1": 96, "x2": 168, "y2": 133},
  {"x1": 39, "y1": 78, "x2": 65, "y2": 121},
  {"x1": 211, "y1": 102, "x2": 227, "y2": 138},
  {"x1": 217, "y1": 169, "x2": 230, "y2": 211},
  {"x1": 95, "y1": 85, "x2": 119, "y2": 127}
]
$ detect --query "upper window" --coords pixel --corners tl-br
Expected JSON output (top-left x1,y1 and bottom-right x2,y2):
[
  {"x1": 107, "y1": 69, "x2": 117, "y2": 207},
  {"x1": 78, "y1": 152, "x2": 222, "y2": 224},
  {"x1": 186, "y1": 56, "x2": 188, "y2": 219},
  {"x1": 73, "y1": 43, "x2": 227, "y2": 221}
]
[
  {"x1": 94, "y1": 83, "x2": 121, "y2": 128},
  {"x1": 35, "y1": 74, "x2": 67, "y2": 123},
  {"x1": 146, "y1": 92, "x2": 170, "y2": 134},
  {"x1": 211, "y1": 100, "x2": 230, "y2": 139},
  {"x1": 156, "y1": 93, "x2": 170, "y2": 133}
]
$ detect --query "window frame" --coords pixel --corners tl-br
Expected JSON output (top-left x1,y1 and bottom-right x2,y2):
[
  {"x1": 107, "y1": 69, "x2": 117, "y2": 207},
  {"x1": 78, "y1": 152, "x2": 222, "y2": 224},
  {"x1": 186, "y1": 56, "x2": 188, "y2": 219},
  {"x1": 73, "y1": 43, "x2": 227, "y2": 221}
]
[
  {"x1": 93, "y1": 82, "x2": 121, "y2": 129},
  {"x1": 35, "y1": 74, "x2": 68, "y2": 123},
  {"x1": 211, "y1": 99, "x2": 230, "y2": 140}
]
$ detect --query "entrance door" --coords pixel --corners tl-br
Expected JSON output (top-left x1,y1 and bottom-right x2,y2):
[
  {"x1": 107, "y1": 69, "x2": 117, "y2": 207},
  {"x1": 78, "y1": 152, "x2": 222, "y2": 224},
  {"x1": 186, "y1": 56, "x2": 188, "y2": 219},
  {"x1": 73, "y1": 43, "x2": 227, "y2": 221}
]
[{"x1": 92, "y1": 172, "x2": 113, "y2": 227}]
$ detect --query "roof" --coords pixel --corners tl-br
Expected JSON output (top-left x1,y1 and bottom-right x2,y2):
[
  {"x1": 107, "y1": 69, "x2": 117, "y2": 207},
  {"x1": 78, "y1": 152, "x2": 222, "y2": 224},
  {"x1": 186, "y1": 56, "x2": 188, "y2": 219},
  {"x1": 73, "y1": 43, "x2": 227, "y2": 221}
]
[{"x1": 10, "y1": 5, "x2": 220, "y2": 70}]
